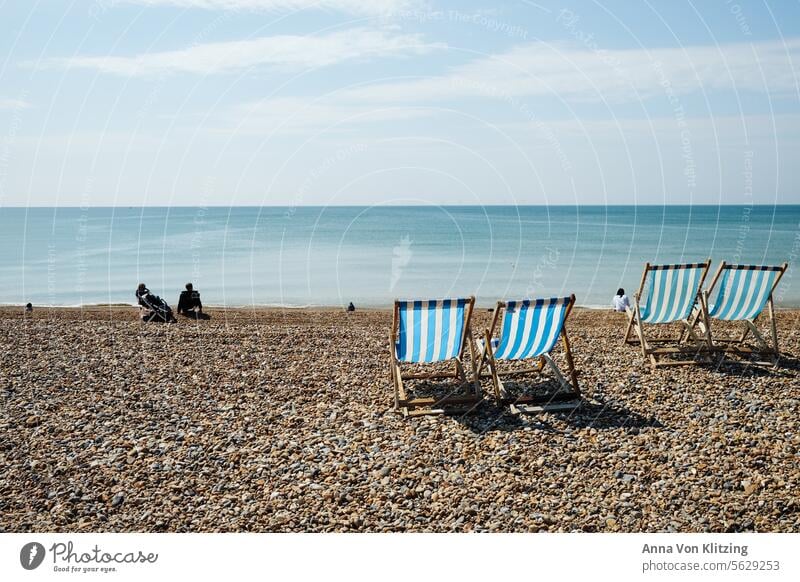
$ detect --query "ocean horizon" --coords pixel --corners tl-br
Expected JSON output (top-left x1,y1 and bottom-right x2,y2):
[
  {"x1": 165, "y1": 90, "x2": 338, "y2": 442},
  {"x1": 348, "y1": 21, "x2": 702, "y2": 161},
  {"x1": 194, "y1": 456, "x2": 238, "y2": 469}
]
[{"x1": 2, "y1": 205, "x2": 798, "y2": 308}]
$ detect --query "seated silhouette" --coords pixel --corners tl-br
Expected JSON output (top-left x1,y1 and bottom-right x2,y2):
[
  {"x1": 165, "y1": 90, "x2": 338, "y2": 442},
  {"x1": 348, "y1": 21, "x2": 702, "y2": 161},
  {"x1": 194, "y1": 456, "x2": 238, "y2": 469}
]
[{"x1": 177, "y1": 283, "x2": 208, "y2": 318}]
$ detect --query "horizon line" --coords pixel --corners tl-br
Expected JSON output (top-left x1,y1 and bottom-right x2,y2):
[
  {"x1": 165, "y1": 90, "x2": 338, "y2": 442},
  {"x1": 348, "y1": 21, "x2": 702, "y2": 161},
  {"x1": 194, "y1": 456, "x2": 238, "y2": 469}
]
[{"x1": 2, "y1": 203, "x2": 798, "y2": 209}]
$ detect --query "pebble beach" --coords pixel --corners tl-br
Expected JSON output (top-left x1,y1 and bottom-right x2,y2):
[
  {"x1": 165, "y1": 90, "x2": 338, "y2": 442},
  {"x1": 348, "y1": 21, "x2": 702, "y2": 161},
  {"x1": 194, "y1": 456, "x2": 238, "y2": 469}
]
[{"x1": 1, "y1": 306, "x2": 798, "y2": 533}]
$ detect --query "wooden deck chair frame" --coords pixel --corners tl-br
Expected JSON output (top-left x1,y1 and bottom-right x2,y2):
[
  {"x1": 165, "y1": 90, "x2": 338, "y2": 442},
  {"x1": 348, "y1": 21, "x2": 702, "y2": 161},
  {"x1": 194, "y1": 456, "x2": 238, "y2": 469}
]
[
  {"x1": 478, "y1": 294, "x2": 580, "y2": 414},
  {"x1": 623, "y1": 259, "x2": 712, "y2": 368},
  {"x1": 389, "y1": 296, "x2": 482, "y2": 417},
  {"x1": 686, "y1": 261, "x2": 788, "y2": 366}
]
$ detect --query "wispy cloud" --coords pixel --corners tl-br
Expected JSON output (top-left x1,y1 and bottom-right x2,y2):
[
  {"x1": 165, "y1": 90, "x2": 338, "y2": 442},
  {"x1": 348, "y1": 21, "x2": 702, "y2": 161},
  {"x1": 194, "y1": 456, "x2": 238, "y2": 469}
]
[
  {"x1": 116, "y1": 0, "x2": 420, "y2": 16},
  {"x1": 0, "y1": 98, "x2": 30, "y2": 110},
  {"x1": 339, "y1": 38, "x2": 800, "y2": 104},
  {"x1": 216, "y1": 97, "x2": 433, "y2": 134},
  {"x1": 37, "y1": 28, "x2": 442, "y2": 76}
]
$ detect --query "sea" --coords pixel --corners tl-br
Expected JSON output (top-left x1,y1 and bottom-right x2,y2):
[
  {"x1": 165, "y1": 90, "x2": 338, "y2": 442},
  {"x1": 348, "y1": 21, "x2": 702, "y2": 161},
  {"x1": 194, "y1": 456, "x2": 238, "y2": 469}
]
[{"x1": 1, "y1": 205, "x2": 798, "y2": 308}]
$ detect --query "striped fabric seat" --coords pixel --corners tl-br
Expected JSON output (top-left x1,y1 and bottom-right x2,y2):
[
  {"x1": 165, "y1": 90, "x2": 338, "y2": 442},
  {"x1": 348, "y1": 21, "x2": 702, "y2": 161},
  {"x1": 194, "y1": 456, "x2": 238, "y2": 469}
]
[
  {"x1": 640, "y1": 264, "x2": 707, "y2": 324},
  {"x1": 394, "y1": 298, "x2": 468, "y2": 363},
  {"x1": 492, "y1": 297, "x2": 571, "y2": 361},
  {"x1": 708, "y1": 266, "x2": 782, "y2": 321}
]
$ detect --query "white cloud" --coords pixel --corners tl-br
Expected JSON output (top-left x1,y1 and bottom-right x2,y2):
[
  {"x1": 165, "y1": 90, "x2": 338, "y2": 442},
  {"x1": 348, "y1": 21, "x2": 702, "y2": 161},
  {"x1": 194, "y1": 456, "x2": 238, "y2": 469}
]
[
  {"x1": 117, "y1": 0, "x2": 420, "y2": 15},
  {"x1": 0, "y1": 98, "x2": 30, "y2": 110},
  {"x1": 39, "y1": 28, "x2": 442, "y2": 76},
  {"x1": 339, "y1": 38, "x2": 800, "y2": 104},
  {"x1": 216, "y1": 97, "x2": 433, "y2": 134}
]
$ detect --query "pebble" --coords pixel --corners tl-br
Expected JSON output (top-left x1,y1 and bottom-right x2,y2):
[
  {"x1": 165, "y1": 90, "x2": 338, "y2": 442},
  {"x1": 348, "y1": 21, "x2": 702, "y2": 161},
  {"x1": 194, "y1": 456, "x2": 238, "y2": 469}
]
[{"x1": 1, "y1": 306, "x2": 798, "y2": 533}]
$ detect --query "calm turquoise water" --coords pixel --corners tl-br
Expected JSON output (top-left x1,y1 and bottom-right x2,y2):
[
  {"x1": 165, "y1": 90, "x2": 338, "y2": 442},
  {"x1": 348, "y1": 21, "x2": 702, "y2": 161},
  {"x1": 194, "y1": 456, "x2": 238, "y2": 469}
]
[{"x1": 1, "y1": 206, "x2": 798, "y2": 308}]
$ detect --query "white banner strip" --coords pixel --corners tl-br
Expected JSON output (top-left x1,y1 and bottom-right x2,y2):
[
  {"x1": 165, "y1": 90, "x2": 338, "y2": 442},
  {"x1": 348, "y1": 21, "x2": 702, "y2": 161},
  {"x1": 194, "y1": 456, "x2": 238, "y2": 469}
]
[{"x1": 1, "y1": 533, "x2": 798, "y2": 582}]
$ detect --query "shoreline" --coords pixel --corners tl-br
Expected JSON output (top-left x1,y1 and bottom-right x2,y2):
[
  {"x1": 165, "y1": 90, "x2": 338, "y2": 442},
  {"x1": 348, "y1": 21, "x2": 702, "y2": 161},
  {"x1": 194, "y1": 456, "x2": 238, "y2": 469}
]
[{"x1": 3, "y1": 303, "x2": 800, "y2": 313}]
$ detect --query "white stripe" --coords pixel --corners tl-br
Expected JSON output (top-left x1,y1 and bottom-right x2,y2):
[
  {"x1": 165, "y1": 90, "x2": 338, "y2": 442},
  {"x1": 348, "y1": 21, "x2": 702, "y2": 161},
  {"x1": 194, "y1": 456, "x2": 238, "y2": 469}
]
[
  {"x1": 498, "y1": 303, "x2": 521, "y2": 359},
  {"x1": 510, "y1": 304, "x2": 536, "y2": 360},
  {"x1": 431, "y1": 302, "x2": 443, "y2": 361},
  {"x1": 444, "y1": 299, "x2": 458, "y2": 359},
  {"x1": 419, "y1": 301, "x2": 430, "y2": 361},
  {"x1": 524, "y1": 301, "x2": 550, "y2": 359},
  {"x1": 732, "y1": 272, "x2": 759, "y2": 320},
  {"x1": 721, "y1": 270, "x2": 748, "y2": 321},
  {"x1": 681, "y1": 268, "x2": 699, "y2": 320},
  {"x1": 536, "y1": 302, "x2": 566, "y2": 356},
  {"x1": 644, "y1": 270, "x2": 664, "y2": 323},
  {"x1": 664, "y1": 268, "x2": 686, "y2": 323},
  {"x1": 404, "y1": 302, "x2": 415, "y2": 360},
  {"x1": 658, "y1": 269, "x2": 677, "y2": 323},
  {"x1": 740, "y1": 272, "x2": 771, "y2": 320}
]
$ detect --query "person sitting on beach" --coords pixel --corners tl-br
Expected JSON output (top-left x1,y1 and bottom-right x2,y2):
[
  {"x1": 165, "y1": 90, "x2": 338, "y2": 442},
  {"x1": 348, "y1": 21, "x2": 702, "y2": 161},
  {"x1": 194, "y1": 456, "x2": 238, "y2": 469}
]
[
  {"x1": 25, "y1": 302, "x2": 33, "y2": 313},
  {"x1": 347, "y1": 302, "x2": 355, "y2": 312},
  {"x1": 136, "y1": 283, "x2": 150, "y2": 306},
  {"x1": 612, "y1": 288, "x2": 630, "y2": 312},
  {"x1": 177, "y1": 283, "x2": 203, "y2": 315}
]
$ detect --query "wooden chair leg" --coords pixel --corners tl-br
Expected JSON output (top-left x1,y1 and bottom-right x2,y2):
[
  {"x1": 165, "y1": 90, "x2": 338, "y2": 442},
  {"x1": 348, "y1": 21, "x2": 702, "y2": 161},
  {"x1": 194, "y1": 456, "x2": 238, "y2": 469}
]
[
  {"x1": 484, "y1": 329, "x2": 505, "y2": 401},
  {"x1": 623, "y1": 307, "x2": 636, "y2": 344},
  {"x1": 634, "y1": 310, "x2": 649, "y2": 360},
  {"x1": 466, "y1": 329, "x2": 481, "y2": 395},
  {"x1": 768, "y1": 297, "x2": 779, "y2": 355},
  {"x1": 560, "y1": 327, "x2": 579, "y2": 395}
]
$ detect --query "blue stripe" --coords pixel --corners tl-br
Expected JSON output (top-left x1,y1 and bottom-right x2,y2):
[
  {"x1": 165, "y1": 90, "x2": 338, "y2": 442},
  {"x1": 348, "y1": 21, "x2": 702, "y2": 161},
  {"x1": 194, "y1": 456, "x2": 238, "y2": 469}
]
[
  {"x1": 674, "y1": 268, "x2": 699, "y2": 320},
  {"x1": 734, "y1": 270, "x2": 757, "y2": 319},
  {"x1": 492, "y1": 298, "x2": 570, "y2": 361},
  {"x1": 743, "y1": 271, "x2": 776, "y2": 319},
  {"x1": 506, "y1": 299, "x2": 532, "y2": 359},
  {"x1": 717, "y1": 268, "x2": 744, "y2": 320},
  {"x1": 735, "y1": 270, "x2": 774, "y2": 320},
  {"x1": 397, "y1": 303, "x2": 408, "y2": 360},
  {"x1": 529, "y1": 298, "x2": 556, "y2": 357},
  {"x1": 448, "y1": 298, "x2": 466, "y2": 359},
  {"x1": 643, "y1": 269, "x2": 664, "y2": 322},
  {"x1": 498, "y1": 300, "x2": 516, "y2": 355},
  {"x1": 438, "y1": 300, "x2": 451, "y2": 361},
  {"x1": 519, "y1": 298, "x2": 546, "y2": 359},
  {"x1": 708, "y1": 270, "x2": 730, "y2": 317},
  {"x1": 541, "y1": 300, "x2": 568, "y2": 356},
  {"x1": 710, "y1": 268, "x2": 779, "y2": 321},
  {"x1": 643, "y1": 267, "x2": 703, "y2": 323}
]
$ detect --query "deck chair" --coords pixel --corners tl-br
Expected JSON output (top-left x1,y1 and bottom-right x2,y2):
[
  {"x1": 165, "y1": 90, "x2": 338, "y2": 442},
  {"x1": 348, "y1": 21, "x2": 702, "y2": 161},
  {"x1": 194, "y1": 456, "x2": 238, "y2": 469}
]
[
  {"x1": 478, "y1": 295, "x2": 580, "y2": 414},
  {"x1": 687, "y1": 262, "x2": 788, "y2": 365},
  {"x1": 390, "y1": 297, "x2": 482, "y2": 417},
  {"x1": 624, "y1": 260, "x2": 712, "y2": 368}
]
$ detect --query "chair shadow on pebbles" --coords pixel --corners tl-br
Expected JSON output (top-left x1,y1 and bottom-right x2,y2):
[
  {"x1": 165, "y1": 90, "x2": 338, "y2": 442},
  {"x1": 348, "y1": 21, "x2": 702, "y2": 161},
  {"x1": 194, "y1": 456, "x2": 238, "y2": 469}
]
[
  {"x1": 181, "y1": 311, "x2": 211, "y2": 320},
  {"x1": 452, "y1": 394, "x2": 662, "y2": 435},
  {"x1": 711, "y1": 351, "x2": 800, "y2": 377}
]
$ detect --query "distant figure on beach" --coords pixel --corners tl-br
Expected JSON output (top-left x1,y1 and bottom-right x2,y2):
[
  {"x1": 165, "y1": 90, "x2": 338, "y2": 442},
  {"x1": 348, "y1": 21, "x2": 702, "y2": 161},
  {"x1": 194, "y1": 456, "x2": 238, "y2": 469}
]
[
  {"x1": 347, "y1": 302, "x2": 355, "y2": 312},
  {"x1": 25, "y1": 303, "x2": 33, "y2": 313},
  {"x1": 177, "y1": 283, "x2": 203, "y2": 316},
  {"x1": 612, "y1": 288, "x2": 630, "y2": 312},
  {"x1": 136, "y1": 282, "x2": 176, "y2": 323},
  {"x1": 136, "y1": 283, "x2": 150, "y2": 306}
]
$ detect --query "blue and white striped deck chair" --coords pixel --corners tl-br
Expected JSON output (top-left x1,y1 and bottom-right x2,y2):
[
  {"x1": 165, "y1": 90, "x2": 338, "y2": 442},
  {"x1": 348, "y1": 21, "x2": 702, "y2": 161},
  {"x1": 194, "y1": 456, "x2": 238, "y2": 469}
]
[
  {"x1": 479, "y1": 295, "x2": 580, "y2": 413},
  {"x1": 624, "y1": 260, "x2": 712, "y2": 368},
  {"x1": 390, "y1": 297, "x2": 481, "y2": 416},
  {"x1": 689, "y1": 262, "x2": 788, "y2": 363}
]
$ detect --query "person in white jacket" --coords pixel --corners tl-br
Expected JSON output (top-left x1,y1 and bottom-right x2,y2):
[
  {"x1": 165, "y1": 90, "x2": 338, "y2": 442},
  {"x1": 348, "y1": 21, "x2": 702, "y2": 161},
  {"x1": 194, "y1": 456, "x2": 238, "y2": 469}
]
[{"x1": 612, "y1": 288, "x2": 630, "y2": 312}]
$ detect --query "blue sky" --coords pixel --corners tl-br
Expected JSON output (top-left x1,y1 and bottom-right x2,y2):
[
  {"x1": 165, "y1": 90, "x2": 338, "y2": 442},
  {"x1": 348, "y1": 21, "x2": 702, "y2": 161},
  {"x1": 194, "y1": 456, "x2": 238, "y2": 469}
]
[{"x1": 1, "y1": 0, "x2": 799, "y2": 206}]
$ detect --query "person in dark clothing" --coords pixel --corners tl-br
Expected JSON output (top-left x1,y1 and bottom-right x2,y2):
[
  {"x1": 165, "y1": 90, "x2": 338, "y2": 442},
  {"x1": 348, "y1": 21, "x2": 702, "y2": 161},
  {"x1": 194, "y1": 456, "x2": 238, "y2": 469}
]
[
  {"x1": 177, "y1": 283, "x2": 203, "y2": 316},
  {"x1": 136, "y1": 283, "x2": 176, "y2": 323},
  {"x1": 25, "y1": 303, "x2": 33, "y2": 313},
  {"x1": 347, "y1": 302, "x2": 355, "y2": 312},
  {"x1": 136, "y1": 283, "x2": 150, "y2": 306}
]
